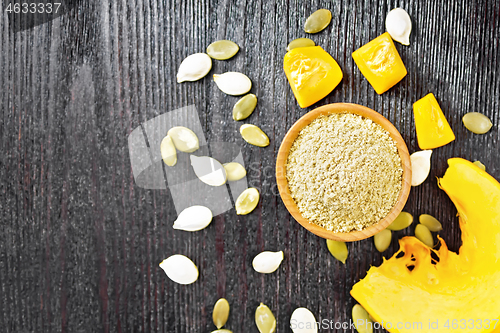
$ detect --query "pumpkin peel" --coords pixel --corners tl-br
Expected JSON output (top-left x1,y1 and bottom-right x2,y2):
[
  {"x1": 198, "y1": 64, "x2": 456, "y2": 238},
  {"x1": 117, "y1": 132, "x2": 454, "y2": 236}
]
[{"x1": 351, "y1": 158, "x2": 500, "y2": 332}]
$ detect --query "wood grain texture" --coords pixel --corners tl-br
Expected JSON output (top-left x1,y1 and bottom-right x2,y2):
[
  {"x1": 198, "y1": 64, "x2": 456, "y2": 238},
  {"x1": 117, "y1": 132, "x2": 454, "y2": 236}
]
[
  {"x1": 275, "y1": 103, "x2": 411, "y2": 242},
  {"x1": 0, "y1": 0, "x2": 499, "y2": 332}
]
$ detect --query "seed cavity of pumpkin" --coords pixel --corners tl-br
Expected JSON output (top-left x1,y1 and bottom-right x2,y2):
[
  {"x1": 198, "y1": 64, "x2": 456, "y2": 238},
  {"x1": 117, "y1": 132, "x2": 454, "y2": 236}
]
[{"x1": 173, "y1": 205, "x2": 213, "y2": 232}]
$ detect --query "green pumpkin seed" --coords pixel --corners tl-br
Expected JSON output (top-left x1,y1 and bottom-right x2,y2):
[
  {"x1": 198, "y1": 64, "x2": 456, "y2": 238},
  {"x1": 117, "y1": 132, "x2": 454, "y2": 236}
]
[
  {"x1": 326, "y1": 239, "x2": 348, "y2": 264},
  {"x1": 419, "y1": 214, "x2": 443, "y2": 232},
  {"x1": 255, "y1": 303, "x2": 276, "y2": 333},
  {"x1": 473, "y1": 160, "x2": 486, "y2": 171},
  {"x1": 387, "y1": 212, "x2": 413, "y2": 231},
  {"x1": 223, "y1": 162, "x2": 247, "y2": 181},
  {"x1": 207, "y1": 40, "x2": 239, "y2": 60},
  {"x1": 213, "y1": 298, "x2": 230, "y2": 329},
  {"x1": 233, "y1": 94, "x2": 258, "y2": 121},
  {"x1": 352, "y1": 304, "x2": 373, "y2": 333},
  {"x1": 240, "y1": 124, "x2": 270, "y2": 147},
  {"x1": 463, "y1": 112, "x2": 493, "y2": 134},
  {"x1": 211, "y1": 330, "x2": 233, "y2": 333},
  {"x1": 286, "y1": 37, "x2": 315, "y2": 51},
  {"x1": 415, "y1": 224, "x2": 434, "y2": 247},
  {"x1": 304, "y1": 9, "x2": 332, "y2": 34},
  {"x1": 160, "y1": 135, "x2": 177, "y2": 166},
  {"x1": 235, "y1": 188, "x2": 260, "y2": 215},
  {"x1": 167, "y1": 126, "x2": 200, "y2": 153},
  {"x1": 374, "y1": 229, "x2": 392, "y2": 252}
]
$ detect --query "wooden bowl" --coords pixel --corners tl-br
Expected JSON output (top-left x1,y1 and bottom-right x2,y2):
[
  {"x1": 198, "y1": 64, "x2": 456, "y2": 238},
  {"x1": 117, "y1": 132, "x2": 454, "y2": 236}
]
[{"x1": 276, "y1": 103, "x2": 411, "y2": 242}]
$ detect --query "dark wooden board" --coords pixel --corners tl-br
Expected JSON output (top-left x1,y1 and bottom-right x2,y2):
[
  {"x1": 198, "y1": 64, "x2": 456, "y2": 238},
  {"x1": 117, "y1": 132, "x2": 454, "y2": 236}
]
[{"x1": 0, "y1": 0, "x2": 499, "y2": 332}]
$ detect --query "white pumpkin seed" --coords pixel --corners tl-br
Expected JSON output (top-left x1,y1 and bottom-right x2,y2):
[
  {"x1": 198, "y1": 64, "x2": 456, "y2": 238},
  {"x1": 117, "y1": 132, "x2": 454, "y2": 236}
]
[
  {"x1": 473, "y1": 160, "x2": 486, "y2": 171},
  {"x1": 255, "y1": 303, "x2": 276, "y2": 333},
  {"x1": 415, "y1": 224, "x2": 434, "y2": 247},
  {"x1": 190, "y1": 155, "x2": 227, "y2": 186},
  {"x1": 240, "y1": 124, "x2": 270, "y2": 147},
  {"x1": 419, "y1": 214, "x2": 443, "y2": 232},
  {"x1": 173, "y1": 205, "x2": 213, "y2": 232},
  {"x1": 352, "y1": 304, "x2": 373, "y2": 333},
  {"x1": 207, "y1": 40, "x2": 239, "y2": 60},
  {"x1": 463, "y1": 112, "x2": 493, "y2": 134},
  {"x1": 326, "y1": 239, "x2": 348, "y2": 264},
  {"x1": 213, "y1": 72, "x2": 252, "y2": 96},
  {"x1": 374, "y1": 229, "x2": 392, "y2": 252},
  {"x1": 159, "y1": 254, "x2": 198, "y2": 285},
  {"x1": 233, "y1": 94, "x2": 258, "y2": 121},
  {"x1": 387, "y1": 212, "x2": 413, "y2": 231},
  {"x1": 410, "y1": 150, "x2": 432, "y2": 186},
  {"x1": 290, "y1": 307, "x2": 318, "y2": 333},
  {"x1": 252, "y1": 251, "x2": 284, "y2": 274},
  {"x1": 160, "y1": 135, "x2": 177, "y2": 166},
  {"x1": 167, "y1": 126, "x2": 200, "y2": 153},
  {"x1": 286, "y1": 38, "x2": 316, "y2": 51},
  {"x1": 235, "y1": 188, "x2": 259, "y2": 215},
  {"x1": 304, "y1": 9, "x2": 332, "y2": 34},
  {"x1": 385, "y1": 8, "x2": 412, "y2": 45},
  {"x1": 223, "y1": 162, "x2": 247, "y2": 181},
  {"x1": 213, "y1": 298, "x2": 230, "y2": 329},
  {"x1": 176, "y1": 53, "x2": 212, "y2": 83}
]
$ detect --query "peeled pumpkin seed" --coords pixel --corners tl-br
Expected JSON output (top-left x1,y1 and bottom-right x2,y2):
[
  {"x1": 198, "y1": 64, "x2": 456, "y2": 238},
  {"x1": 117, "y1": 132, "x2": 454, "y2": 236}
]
[
  {"x1": 159, "y1": 254, "x2": 198, "y2": 285},
  {"x1": 190, "y1": 155, "x2": 227, "y2": 186},
  {"x1": 387, "y1": 211, "x2": 413, "y2": 231},
  {"x1": 255, "y1": 303, "x2": 276, "y2": 333},
  {"x1": 473, "y1": 160, "x2": 486, "y2": 171},
  {"x1": 167, "y1": 126, "x2": 200, "y2": 153},
  {"x1": 240, "y1": 124, "x2": 270, "y2": 147},
  {"x1": 304, "y1": 9, "x2": 332, "y2": 34},
  {"x1": 415, "y1": 224, "x2": 434, "y2": 247},
  {"x1": 252, "y1": 251, "x2": 284, "y2": 274},
  {"x1": 207, "y1": 40, "x2": 239, "y2": 60},
  {"x1": 352, "y1": 304, "x2": 373, "y2": 333},
  {"x1": 160, "y1": 135, "x2": 177, "y2": 166},
  {"x1": 410, "y1": 150, "x2": 432, "y2": 186},
  {"x1": 173, "y1": 205, "x2": 213, "y2": 231},
  {"x1": 290, "y1": 307, "x2": 318, "y2": 333},
  {"x1": 463, "y1": 112, "x2": 493, "y2": 134},
  {"x1": 213, "y1": 72, "x2": 252, "y2": 96},
  {"x1": 235, "y1": 188, "x2": 260, "y2": 215},
  {"x1": 177, "y1": 53, "x2": 212, "y2": 82},
  {"x1": 326, "y1": 239, "x2": 348, "y2": 264},
  {"x1": 213, "y1": 298, "x2": 230, "y2": 329},
  {"x1": 233, "y1": 94, "x2": 258, "y2": 121},
  {"x1": 374, "y1": 229, "x2": 392, "y2": 252},
  {"x1": 223, "y1": 162, "x2": 247, "y2": 181},
  {"x1": 419, "y1": 214, "x2": 443, "y2": 232},
  {"x1": 286, "y1": 37, "x2": 315, "y2": 51}
]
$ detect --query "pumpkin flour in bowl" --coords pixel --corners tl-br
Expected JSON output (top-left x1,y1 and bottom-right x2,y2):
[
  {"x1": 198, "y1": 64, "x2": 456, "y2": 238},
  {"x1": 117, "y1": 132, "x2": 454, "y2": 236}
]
[{"x1": 286, "y1": 113, "x2": 403, "y2": 233}]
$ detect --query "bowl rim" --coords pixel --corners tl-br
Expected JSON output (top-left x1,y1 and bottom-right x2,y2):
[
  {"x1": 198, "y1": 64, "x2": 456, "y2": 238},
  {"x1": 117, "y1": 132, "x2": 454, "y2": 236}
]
[{"x1": 276, "y1": 103, "x2": 412, "y2": 242}]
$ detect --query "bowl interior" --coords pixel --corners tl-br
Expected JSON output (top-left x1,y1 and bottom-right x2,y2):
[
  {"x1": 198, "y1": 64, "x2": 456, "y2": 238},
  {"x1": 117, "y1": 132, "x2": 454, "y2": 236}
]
[{"x1": 276, "y1": 103, "x2": 411, "y2": 241}]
